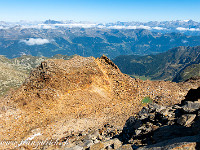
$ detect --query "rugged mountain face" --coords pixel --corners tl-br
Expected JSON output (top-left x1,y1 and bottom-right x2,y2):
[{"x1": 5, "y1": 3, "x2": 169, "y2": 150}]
[
  {"x1": 113, "y1": 46, "x2": 200, "y2": 81},
  {"x1": 0, "y1": 55, "x2": 30, "y2": 97},
  {"x1": 1, "y1": 27, "x2": 200, "y2": 59},
  {"x1": 0, "y1": 56, "x2": 199, "y2": 149},
  {"x1": 121, "y1": 87, "x2": 200, "y2": 149},
  {"x1": 0, "y1": 54, "x2": 74, "y2": 97}
]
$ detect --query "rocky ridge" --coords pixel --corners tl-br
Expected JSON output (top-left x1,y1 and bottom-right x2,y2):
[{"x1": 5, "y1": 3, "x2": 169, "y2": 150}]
[
  {"x1": 0, "y1": 55, "x2": 199, "y2": 149},
  {"x1": 0, "y1": 54, "x2": 74, "y2": 97},
  {"x1": 122, "y1": 87, "x2": 200, "y2": 149}
]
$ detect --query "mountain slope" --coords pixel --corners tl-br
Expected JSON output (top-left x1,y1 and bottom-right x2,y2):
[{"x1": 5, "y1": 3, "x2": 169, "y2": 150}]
[
  {"x1": 113, "y1": 46, "x2": 200, "y2": 81},
  {"x1": 1, "y1": 56, "x2": 199, "y2": 149},
  {"x1": 0, "y1": 55, "x2": 30, "y2": 97},
  {"x1": 0, "y1": 54, "x2": 74, "y2": 97},
  {"x1": 173, "y1": 64, "x2": 200, "y2": 82},
  {"x1": 1, "y1": 28, "x2": 200, "y2": 59}
]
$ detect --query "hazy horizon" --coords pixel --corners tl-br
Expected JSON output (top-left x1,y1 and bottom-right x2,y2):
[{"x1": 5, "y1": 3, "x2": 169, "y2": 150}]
[{"x1": 1, "y1": 19, "x2": 199, "y2": 24}]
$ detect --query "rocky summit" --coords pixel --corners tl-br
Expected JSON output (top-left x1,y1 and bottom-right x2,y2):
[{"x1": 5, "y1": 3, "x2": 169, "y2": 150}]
[{"x1": 0, "y1": 55, "x2": 199, "y2": 149}]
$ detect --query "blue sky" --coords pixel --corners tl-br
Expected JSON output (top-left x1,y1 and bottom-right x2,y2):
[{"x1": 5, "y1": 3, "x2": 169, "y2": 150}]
[{"x1": 0, "y1": 0, "x2": 199, "y2": 22}]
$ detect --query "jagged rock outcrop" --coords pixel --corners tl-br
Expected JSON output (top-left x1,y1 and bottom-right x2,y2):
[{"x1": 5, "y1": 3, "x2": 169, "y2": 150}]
[
  {"x1": 0, "y1": 55, "x2": 199, "y2": 149},
  {"x1": 120, "y1": 87, "x2": 200, "y2": 149}
]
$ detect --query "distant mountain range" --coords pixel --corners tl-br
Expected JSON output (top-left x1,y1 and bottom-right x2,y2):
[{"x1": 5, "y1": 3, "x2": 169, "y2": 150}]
[
  {"x1": 113, "y1": 46, "x2": 200, "y2": 82},
  {"x1": 1, "y1": 19, "x2": 200, "y2": 35},
  {"x1": 0, "y1": 19, "x2": 200, "y2": 83},
  {"x1": 1, "y1": 26, "x2": 200, "y2": 59}
]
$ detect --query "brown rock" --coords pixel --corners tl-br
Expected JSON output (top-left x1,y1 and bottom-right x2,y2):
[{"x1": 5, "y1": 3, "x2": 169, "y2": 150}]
[
  {"x1": 89, "y1": 142, "x2": 105, "y2": 150},
  {"x1": 117, "y1": 144, "x2": 133, "y2": 150},
  {"x1": 0, "y1": 55, "x2": 199, "y2": 149},
  {"x1": 171, "y1": 142, "x2": 197, "y2": 150},
  {"x1": 177, "y1": 114, "x2": 196, "y2": 126}
]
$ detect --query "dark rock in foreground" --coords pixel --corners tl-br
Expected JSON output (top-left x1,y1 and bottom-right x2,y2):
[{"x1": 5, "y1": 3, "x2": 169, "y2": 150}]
[
  {"x1": 120, "y1": 87, "x2": 200, "y2": 149},
  {"x1": 58, "y1": 87, "x2": 200, "y2": 150}
]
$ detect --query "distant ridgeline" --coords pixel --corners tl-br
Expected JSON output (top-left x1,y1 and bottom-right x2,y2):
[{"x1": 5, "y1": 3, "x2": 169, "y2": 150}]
[
  {"x1": 1, "y1": 27, "x2": 200, "y2": 59},
  {"x1": 113, "y1": 46, "x2": 200, "y2": 82}
]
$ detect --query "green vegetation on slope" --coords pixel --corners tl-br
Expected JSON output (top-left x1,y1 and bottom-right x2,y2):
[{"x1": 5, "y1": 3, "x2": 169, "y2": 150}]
[
  {"x1": 173, "y1": 64, "x2": 200, "y2": 82},
  {"x1": 113, "y1": 46, "x2": 200, "y2": 81},
  {"x1": 141, "y1": 97, "x2": 153, "y2": 104}
]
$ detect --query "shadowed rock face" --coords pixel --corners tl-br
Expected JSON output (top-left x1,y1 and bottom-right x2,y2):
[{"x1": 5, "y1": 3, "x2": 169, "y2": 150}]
[
  {"x1": 0, "y1": 55, "x2": 199, "y2": 149},
  {"x1": 118, "y1": 86, "x2": 200, "y2": 150},
  {"x1": 184, "y1": 87, "x2": 200, "y2": 101}
]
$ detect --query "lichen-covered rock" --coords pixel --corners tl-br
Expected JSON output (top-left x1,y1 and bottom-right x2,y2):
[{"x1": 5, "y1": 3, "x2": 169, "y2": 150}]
[
  {"x1": 182, "y1": 101, "x2": 200, "y2": 112},
  {"x1": 177, "y1": 114, "x2": 196, "y2": 126},
  {"x1": 117, "y1": 144, "x2": 133, "y2": 150},
  {"x1": 89, "y1": 142, "x2": 105, "y2": 150}
]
